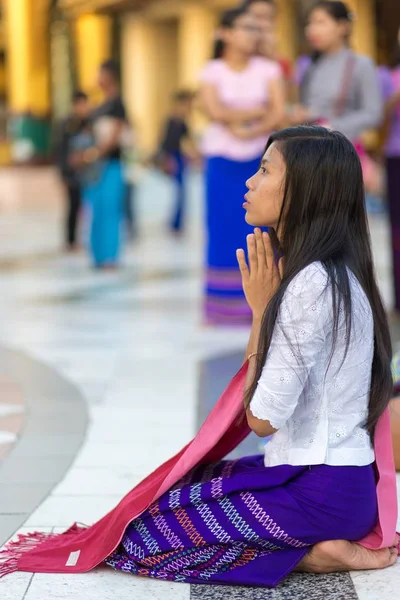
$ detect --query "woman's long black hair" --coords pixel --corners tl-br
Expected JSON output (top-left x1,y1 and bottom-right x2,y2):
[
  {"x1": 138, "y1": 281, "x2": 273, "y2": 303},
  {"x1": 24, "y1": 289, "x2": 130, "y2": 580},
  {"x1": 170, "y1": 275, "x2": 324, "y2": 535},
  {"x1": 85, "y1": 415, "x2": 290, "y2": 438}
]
[
  {"x1": 214, "y1": 8, "x2": 248, "y2": 59},
  {"x1": 243, "y1": 126, "x2": 393, "y2": 440}
]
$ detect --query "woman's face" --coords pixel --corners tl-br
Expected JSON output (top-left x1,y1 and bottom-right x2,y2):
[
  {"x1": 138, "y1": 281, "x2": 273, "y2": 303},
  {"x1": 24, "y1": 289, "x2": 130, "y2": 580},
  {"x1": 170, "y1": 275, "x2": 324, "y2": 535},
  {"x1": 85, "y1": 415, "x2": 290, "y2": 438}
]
[
  {"x1": 306, "y1": 8, "x2": 349, "y2": 53},
  {"x1": 243, "y1": 143, "x2": 286, "y2": 229},
  {"x1": 247, "y1": 1, "x2": 276, "y2": 27},
  {"x1": 224, "y1": 14, "x2": 261, "y2": 56},
  {"x1": 258, "y1": 21, "x2": 277, "y2": 57},
  {"x1": 249, "y1": 0, "x2": 276, "y2": 23}
]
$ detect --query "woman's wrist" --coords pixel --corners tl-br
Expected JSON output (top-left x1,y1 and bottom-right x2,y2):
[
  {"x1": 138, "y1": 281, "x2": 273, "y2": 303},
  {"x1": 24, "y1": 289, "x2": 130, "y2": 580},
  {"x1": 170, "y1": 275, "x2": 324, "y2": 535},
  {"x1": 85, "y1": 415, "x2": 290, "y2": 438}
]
[{"x1": 252, "y1": 312, "x2": 264, "y2": 324}]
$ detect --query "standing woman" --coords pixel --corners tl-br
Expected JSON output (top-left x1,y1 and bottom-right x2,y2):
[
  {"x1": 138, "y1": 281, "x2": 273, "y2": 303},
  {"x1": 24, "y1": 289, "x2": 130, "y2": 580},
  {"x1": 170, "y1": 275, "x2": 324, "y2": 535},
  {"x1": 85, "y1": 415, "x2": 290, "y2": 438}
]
[
  {"x1": 380, "y1": 45, "x2": 400, "y2": 312},
  {"x1": 73, "y1": 60, "x2": 127, "y2": 269},
  {"x1": 200, "y1": 7, "x2": 285, "y2": 326},
  {"x1": 242, "y1": 0, "x2": 293, "y2": 85},
  {"x1": 289, "y1": 2, "x2": 382, "y2": 154}
]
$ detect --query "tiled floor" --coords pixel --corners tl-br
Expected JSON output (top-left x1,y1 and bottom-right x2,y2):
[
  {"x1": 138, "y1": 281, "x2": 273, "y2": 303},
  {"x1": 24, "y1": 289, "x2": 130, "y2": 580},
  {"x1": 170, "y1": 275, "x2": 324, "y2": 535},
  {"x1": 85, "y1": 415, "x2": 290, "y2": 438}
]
[{"x1": 0, "y1": 167, "x2": 398, "y2": 599}]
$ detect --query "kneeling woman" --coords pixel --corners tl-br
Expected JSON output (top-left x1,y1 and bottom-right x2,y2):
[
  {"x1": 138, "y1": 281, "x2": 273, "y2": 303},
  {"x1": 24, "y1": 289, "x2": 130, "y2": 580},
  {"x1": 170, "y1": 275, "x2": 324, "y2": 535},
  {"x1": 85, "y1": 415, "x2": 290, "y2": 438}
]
[
  {"x1": 2, "y1": 127, "x2": 397, "y2": 586},
  {"x1": 105, "y1": 127, "x2": 397, "y2": 585}
]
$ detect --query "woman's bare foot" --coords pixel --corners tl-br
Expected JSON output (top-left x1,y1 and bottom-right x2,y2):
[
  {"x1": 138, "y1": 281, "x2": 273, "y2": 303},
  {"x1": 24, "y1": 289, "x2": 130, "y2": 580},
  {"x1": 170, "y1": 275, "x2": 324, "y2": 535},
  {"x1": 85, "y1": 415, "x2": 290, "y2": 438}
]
[{"x1": 297, "y1": 538, "x2": 399, "y2": 574}]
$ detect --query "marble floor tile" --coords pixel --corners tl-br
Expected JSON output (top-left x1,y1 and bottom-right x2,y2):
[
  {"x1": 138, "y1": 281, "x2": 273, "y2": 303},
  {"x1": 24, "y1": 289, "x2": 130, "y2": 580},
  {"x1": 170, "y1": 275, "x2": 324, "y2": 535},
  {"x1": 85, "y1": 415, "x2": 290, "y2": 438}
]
[
  {"x1": 0, "y1": 456, "x2": 74, "y2": 484},
  {"x1": 0, "y1": 483, "x2": 49, "y2": 514},
  {"x1": 24, "y1": 567, "x2": 190, "y2": 600},
  {"x1": 24, "y1": 495, "x2": 123, "y2": 528},
  {"x1": 0, "y1": 527, "x2": 50, "y2": 598},
  {"x1": 72, "y1": 442, "x2": 177, "y2": 474},
  {"x1": 351, "y1": 560, "x2": 400, "y2": 599},
  {"x1": 10, "y1": 434, "x2": 84, "y2": 458},
  {"x1": 0, "y1": 571, "x2": 33, "y2": 600},
  {"x1": 0, "y1": 515, "x2": 30, "y2": 548},
  {"x1": 52, "y1": 466, "x2": 142, "y2": 497}
]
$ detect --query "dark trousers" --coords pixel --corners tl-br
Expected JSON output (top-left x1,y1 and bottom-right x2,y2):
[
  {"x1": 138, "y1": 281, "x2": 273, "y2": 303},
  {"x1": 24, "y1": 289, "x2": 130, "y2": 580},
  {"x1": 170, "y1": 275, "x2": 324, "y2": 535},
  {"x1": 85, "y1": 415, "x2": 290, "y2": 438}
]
[
  {"x1": 170, "y1": 152, "x2": 186, "y2": 232},
  {"x1": 125, "y1": 183, "x2": 137, "y2": 239},
  {"x1": 65, "y1": 184, "x2": 81, "y2": 247},
  {"x1": 387, "y1": 157, "x2": 400, "y2": 310}
]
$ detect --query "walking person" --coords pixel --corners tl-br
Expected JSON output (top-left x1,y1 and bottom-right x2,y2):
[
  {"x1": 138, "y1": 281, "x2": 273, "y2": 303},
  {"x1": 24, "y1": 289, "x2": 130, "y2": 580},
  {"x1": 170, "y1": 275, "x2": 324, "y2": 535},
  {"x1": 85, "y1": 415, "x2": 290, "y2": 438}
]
[
  {"x1": 289, "y1": 0, "x2": 383, "y2": 193},
  {"x1": 199, "y1": 7, "x2": 285, "y2": 326},
  {"x1": 70, "y1": 60, "x2": 128, "y2": 269},
  {"x1": 157, "y1": 90, "x2": 199, "y2": 235},
  {"x1": 54, "y1": 91, "x2": 90, "y2": 252}
]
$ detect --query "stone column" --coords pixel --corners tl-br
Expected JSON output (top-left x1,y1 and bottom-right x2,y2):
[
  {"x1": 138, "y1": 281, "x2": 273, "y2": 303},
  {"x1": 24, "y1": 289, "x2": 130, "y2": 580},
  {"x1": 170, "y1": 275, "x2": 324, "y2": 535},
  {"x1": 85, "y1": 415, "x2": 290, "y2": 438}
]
[
  {"x1": 346, "y1": 0, "x2": 377, "y2": 59},
  {"x1": 121, "y1": 16, "x2": 159, "y2": 152},
  {"x1": 75, "y1": 14, "x2": 112, "y2": 101},
  {"x1": 5, "y1": 0, "x2": 51, "y2": 162},
  {"x1": 275, "y1": 0, "x2": 298, "y2": 63}
]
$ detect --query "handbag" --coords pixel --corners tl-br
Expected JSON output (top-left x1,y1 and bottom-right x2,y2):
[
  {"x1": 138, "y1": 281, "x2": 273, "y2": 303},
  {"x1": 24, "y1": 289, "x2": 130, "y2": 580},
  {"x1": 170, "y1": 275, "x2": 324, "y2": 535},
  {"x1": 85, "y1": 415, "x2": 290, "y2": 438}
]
[
  {"x1": 333, "y1": 54, "x2": 382, "y2": 194},
  {"x1": 68, "y1": 131, "x2": 105, "y2": 186}
]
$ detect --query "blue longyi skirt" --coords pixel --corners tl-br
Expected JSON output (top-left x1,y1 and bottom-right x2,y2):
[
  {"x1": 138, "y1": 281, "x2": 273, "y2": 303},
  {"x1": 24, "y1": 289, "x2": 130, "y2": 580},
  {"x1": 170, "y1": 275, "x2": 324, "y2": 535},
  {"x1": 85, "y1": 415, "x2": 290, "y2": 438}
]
[{"x1": 204, "y1": 156, "x2": 261, "y2": 326}]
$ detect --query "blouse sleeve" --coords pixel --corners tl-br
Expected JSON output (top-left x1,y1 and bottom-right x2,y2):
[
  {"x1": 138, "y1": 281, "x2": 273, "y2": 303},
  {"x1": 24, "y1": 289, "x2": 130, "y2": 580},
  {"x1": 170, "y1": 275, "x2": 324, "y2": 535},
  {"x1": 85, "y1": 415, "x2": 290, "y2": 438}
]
[
  {"x1": 331, "y1": 56, "x2": 383, "y2": 140},
  {"x1": 249, "y1": 265, "x2": 329, "y2": 430}
]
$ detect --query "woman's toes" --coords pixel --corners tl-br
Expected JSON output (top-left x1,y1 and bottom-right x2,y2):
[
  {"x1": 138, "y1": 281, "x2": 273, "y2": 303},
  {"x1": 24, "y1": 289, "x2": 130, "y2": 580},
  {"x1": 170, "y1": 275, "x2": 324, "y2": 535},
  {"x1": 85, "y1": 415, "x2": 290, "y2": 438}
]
[
  {"x1": 297, "y1": 541, "x2": 397, "y2": 574},
  {"x1": 389, "y1": 548, "x2": 399, "y2": 565},
  {"x1": 347, "y1": 546, "x2": 396, "y2": 571}
]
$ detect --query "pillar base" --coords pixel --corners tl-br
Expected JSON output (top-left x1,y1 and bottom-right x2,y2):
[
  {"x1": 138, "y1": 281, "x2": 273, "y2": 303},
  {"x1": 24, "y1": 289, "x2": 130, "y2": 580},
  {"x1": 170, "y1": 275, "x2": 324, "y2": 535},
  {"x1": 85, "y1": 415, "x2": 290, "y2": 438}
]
[{"x1": 8, "y1": 113, "x2": 52, "y2": 163}]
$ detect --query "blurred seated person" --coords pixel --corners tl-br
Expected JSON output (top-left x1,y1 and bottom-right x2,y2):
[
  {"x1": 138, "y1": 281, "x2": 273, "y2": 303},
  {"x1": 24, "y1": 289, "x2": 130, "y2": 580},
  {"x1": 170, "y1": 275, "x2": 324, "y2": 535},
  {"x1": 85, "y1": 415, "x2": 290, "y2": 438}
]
[{"x1": 54, "y1": 91, "x2": 90, "y2": 252}]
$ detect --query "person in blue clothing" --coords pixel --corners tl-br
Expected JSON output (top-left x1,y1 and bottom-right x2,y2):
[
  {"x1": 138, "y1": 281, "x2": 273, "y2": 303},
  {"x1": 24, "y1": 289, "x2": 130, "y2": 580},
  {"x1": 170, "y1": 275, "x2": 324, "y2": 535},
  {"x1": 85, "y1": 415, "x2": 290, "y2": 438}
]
[
  {"x1": 70, "y1": 60, "x2": 128, "y2": 269},
  {"x1": 158, "y1": 90, "x2": 199, "y2": 235}
]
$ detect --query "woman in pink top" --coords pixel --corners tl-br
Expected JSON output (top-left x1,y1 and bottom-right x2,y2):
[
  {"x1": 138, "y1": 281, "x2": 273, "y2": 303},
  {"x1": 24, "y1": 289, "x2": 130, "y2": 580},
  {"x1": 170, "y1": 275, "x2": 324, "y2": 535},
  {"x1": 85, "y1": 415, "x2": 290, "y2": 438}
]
[{"x1": 199, "y1": 7, "x2": 285, "y2": 326}]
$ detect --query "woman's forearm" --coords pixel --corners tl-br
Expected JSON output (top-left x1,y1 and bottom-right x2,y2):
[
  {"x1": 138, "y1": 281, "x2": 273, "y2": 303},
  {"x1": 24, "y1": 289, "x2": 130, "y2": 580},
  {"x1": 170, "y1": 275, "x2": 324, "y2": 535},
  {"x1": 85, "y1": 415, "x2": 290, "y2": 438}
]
[
  {"x1": 200, "y1": 84, "x2": 266, "y2": 125},
  {"x1": 248, "y1": 107, "x2": 286, "y2": 136},
  {"x1": 209, "y1": 106, "x2": 266, "y2": 125},
  {"x1": 243, "y1": 315, "x2": 263, "y2": 400}
]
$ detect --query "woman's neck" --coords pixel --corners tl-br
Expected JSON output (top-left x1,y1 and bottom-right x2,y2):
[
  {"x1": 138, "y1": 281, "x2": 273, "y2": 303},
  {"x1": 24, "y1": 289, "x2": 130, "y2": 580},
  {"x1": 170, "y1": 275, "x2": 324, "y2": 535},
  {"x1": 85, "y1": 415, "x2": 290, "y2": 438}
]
[
  {"x1": 322, "y1": 42, "x2": 347, "y2": 57},
  {"x1": 223, "y1": 47, "x2": 251, "y2": 72}
]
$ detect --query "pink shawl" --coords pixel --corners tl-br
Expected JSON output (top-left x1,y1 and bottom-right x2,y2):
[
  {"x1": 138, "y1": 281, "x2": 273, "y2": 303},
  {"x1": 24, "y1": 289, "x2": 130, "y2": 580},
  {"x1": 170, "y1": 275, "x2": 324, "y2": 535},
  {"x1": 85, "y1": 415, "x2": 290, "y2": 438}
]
[{"x1": 0, "y1": 362, "x2": 398, "y2": 578}]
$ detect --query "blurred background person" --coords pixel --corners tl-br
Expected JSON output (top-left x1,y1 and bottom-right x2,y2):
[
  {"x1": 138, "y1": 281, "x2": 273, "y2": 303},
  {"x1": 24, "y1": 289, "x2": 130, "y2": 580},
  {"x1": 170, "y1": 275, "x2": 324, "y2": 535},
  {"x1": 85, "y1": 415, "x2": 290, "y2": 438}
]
[
  {"x1": 155, "y1": 89, "x2": 200, "y2": 235},
  {"x1": 70, "y1": 59, "x2": 127, "y2": 270},
  {"x1": 54, "y1": 91, "x2": 90, "y2": 253},
  {"x1": 289, "y1": 0, "x2": 383, "y2": 195},
  {"x1": 242, "y1": 0, "x2": 293, "y2": 86},
  {"x1": 241, "y1": 0, "x2": 275, "y2": 24},
  {"x1": 122, "y1": 122, "x2": 137, "y2": 243},
  {"x1": 380, "y1": 39, "x2": 400, "y2": 312},
  {"x1": 199, "y1": 6, "x2": 285, "y2": 326}
]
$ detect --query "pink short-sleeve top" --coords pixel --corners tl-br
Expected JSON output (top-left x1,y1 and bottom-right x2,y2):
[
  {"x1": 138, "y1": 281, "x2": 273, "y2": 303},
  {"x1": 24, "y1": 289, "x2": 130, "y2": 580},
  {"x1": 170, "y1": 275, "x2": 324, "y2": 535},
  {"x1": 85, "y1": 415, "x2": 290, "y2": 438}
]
[{"x1": 199, "y1": 57, "x2": 281, "y2": 162}]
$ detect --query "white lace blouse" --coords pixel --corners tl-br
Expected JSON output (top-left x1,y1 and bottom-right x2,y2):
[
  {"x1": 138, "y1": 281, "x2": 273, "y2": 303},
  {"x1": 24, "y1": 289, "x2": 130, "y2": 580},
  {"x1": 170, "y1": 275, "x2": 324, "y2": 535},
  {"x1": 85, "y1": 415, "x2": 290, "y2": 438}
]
[{"x1": 250, "y1": 262, "x2": 375, "y2": 467}]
